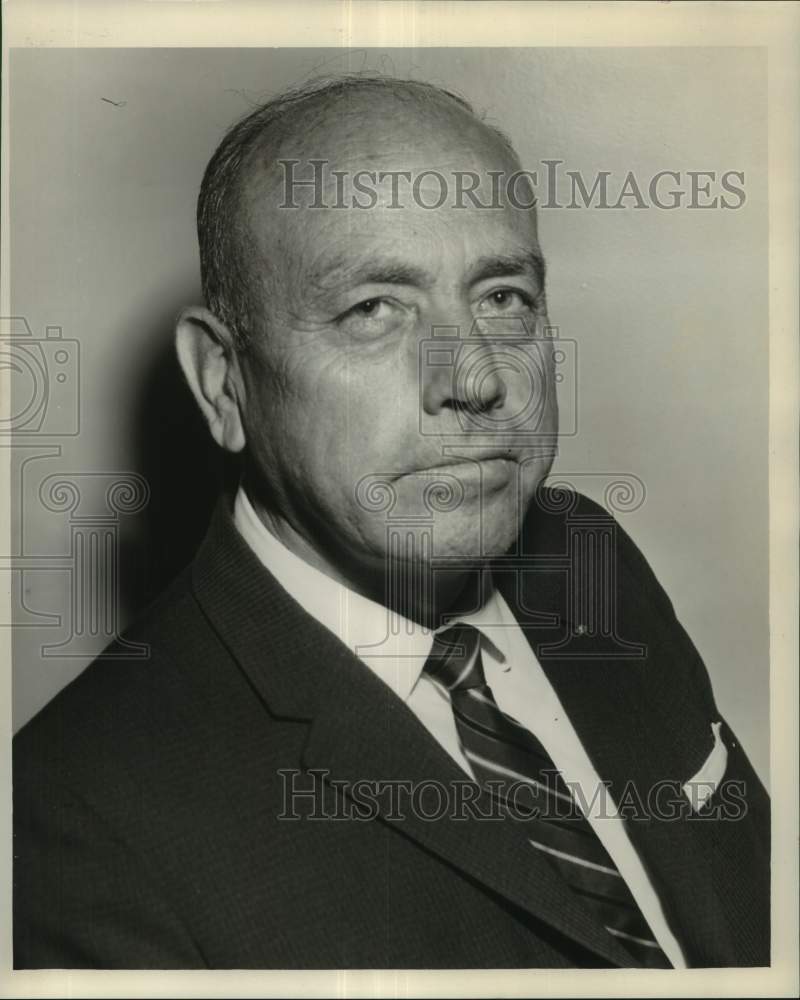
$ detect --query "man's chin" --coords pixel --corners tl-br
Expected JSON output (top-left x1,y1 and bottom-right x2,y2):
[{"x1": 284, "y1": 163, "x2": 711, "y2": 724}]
[
  {"x1": 434, "y1": 520, "x2": 518, "y2": 561},
  {"x1": 361, "y1": 511, "x2": 519, "y2": 565},
  {"x1": 345, "y1": 472, "x2": 532, "y2": 573}
]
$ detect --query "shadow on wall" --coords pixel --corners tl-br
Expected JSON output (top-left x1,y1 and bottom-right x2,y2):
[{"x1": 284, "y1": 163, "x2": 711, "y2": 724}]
[{"x1": 122, "y1": 326, "x2": 241, "y2": 620}]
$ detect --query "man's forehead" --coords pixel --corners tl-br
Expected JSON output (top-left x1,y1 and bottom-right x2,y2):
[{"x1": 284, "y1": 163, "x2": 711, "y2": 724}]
[
  {"x1": 244, "y1": 182, "x2": 539, "y2": 283},
  {"x1": 234, "y1": 87, "x2": 537, "y2": 280}
]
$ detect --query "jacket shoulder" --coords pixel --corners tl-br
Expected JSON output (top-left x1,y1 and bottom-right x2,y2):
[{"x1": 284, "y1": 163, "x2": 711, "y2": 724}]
[
  {"x1": 14, "y1": 566, "x2": 215, "y2": 775},
  {"x1": 524, "y1": 486, "x2": 684, "y2": 634}
]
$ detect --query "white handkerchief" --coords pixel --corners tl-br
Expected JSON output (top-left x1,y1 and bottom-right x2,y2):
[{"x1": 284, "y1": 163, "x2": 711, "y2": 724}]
[{"x1": 682, "y1": 720, "x2": 728, "y2": 812}]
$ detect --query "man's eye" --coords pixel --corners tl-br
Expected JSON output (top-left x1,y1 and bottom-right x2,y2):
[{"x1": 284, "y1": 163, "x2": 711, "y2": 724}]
[
  {"x1": 338, "y1": 298, "x2": 403, "y2": 338},
  {"x1": 345, "y1": 298, "x2": 392, "y2": 320},
  {"x1": 353, "y1": 299, "x2": 380, "y2": 316},
  {"x1": 477, "y1": 289, "x2": 535, "y2": 316}
]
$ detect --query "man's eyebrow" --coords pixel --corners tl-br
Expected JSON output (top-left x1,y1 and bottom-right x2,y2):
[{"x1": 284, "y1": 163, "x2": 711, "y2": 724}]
[
  {"x1": 315, "y1": 258, "x2": 435, "y2": 290},
  {"x1": 311, "y1": 251, "x2": 546, "y2": 293},
  {"x1": 466, "y1": 251, "x2": 546, "y2": 289}
]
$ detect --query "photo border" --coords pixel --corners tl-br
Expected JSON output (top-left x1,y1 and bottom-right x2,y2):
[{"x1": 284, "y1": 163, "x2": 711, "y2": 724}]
[{"x1": 1, "y1": 2, "x2": 797, "y2": 997}]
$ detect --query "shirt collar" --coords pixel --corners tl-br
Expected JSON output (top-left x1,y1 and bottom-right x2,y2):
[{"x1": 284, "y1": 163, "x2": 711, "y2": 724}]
[{"x1": 233, "y1": 486, "x2": 509, "y2": 701}]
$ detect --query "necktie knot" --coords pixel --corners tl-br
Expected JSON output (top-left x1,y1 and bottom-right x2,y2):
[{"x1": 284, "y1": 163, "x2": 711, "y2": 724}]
[{"x1": 424, "y1": 624, "x2": 485, "y2": 691}]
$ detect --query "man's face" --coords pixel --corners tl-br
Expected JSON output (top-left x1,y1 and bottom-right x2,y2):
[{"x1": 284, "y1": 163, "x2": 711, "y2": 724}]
[{"x1": 235, "y1": 108, "x2": 558, "y2": 580}]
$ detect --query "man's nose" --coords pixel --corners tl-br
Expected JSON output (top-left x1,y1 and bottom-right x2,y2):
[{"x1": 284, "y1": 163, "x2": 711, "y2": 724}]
[{"x1": 421, "y1": 319, "x2": 508, "y2": 419}]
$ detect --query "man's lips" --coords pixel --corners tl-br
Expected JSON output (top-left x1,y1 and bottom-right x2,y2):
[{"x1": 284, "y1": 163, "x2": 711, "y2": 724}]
[{"x1": 401, "y1": 452, "x2": 519, "y2": 477}]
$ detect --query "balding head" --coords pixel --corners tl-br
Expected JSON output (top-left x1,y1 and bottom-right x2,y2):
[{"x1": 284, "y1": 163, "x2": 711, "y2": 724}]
[{"x1": 198, "y1": 75, "x2": 527, "y2": 349}]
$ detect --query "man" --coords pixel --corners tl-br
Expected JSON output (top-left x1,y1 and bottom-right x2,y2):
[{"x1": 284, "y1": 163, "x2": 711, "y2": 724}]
[{"x1": 13, "y1": 75, "x2": 769, "y2": 969}]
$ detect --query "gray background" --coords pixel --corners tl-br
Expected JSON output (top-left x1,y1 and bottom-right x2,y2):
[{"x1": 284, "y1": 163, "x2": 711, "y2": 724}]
[{"x1": 9, "y1": 47, "x2": 769, "y2": 783}]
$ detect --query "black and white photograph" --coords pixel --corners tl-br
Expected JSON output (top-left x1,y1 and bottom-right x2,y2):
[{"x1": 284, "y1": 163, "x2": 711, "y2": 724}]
[{"x1": 2, "y1": 1, "x2": 797, "y2": 996}]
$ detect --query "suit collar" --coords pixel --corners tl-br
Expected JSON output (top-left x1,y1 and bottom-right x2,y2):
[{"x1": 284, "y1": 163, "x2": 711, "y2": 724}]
[
  {"x1": 232, "y1": 485, "x2": 435, "y2": 702},
  {"x1": 191, "y1": 492, "x2": 581, "y2": 717},
  {"x1": 191, "y1": 496, "x2": 334, "y2": 720},
  {"x1": 191, "y1": 492, "x2": 671, "y2": 793}
]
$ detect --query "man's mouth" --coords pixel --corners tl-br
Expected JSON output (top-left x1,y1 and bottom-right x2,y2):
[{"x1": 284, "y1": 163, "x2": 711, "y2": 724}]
[{"x1": 411, "y1": 451, "x2": 519, "y2": 475}]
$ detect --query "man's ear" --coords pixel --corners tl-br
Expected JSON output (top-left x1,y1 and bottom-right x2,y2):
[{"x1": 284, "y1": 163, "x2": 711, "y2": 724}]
[{"x1": 174, "y1": 306, "x2": 246, "y2": 453}]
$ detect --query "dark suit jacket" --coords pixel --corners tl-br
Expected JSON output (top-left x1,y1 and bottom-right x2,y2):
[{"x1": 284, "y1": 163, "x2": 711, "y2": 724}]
[{"x1": 13, "y1": 489, "x2": 770, "y2": 968}]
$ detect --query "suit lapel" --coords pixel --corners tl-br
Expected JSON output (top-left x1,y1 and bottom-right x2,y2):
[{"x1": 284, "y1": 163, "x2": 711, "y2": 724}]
[{"x1": 192, "y1": 500, "x2": 633, "y2": 967}]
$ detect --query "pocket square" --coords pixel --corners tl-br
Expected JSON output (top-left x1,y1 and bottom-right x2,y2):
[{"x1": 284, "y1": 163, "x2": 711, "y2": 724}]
[{"x1": 682, "y1": 720, "x2": 728, "y2": 812}]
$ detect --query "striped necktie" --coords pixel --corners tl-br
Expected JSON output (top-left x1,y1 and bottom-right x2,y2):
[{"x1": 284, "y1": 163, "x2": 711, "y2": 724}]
[{"x1": 424, "y1": 623, "x2": 672, "y2": 969}]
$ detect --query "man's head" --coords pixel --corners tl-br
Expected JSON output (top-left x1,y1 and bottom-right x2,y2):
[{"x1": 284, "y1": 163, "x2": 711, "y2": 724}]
[{"x1": 176, "y1": 75, "x2": 558, "y2": 612}]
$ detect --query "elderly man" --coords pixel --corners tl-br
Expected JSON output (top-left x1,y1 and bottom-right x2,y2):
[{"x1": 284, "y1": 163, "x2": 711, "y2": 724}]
[{"x1": 14, "y1": 76, "x2": 769, "y2": 969}]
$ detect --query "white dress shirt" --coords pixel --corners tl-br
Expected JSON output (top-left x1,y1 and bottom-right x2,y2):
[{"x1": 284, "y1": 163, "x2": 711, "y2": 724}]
[{"x1": 233, "y1": 486, "x2": 686, "y2": 968}]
